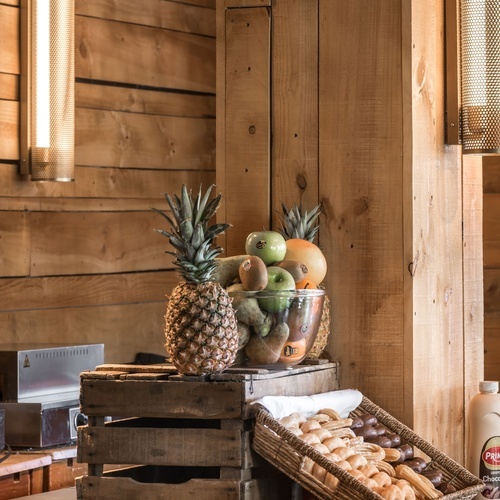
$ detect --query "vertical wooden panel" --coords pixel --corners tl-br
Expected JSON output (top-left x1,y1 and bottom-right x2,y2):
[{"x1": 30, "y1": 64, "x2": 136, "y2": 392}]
[
  {"x1": 0, "y1": 100, "x2": 19, "y2": 160},
  {"x1": 0, "y1": 4, "x2": 19, "y2": 74},
  {"x1": 222, "y1": 7, "x2": 270, "y2": 255},
  {"x1": 463, "y1": 155, "x2": 484, "y2": 462},
  {"x1": 409, "y1": 0, "x2": 465, "y2": 461},
  {"x1": 319, "y1": 0, "x2": 405, "y2": 416},
  {"x1": 271, "y1": 0, "x2": 318, "y2": 224}
]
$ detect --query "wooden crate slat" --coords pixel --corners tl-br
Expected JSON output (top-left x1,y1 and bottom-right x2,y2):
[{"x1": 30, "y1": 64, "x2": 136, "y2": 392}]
[
  {"x1": 78, "y1": 427, "x2": 243, "y2": 467},
  {"x1": 77, "y1": 475, "x2": 242, "y2": 500},
  {"x1": 95, "y1": 363, "x2": 174, "y2": 373},
  {"x1": 80, "y1": 379, "x2": 243, "y2": 419}
]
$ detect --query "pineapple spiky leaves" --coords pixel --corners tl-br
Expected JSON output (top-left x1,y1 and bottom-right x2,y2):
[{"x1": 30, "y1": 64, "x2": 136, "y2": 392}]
[
  {"x1": 279, "y1": 201, "x2": 331, "y2": 359},
  {"x1": 278, "y1": 202, "x2": 321, "y2": 243},
  {"x1": 153, "y1": 185, "x2": 239, "y2": 376}
]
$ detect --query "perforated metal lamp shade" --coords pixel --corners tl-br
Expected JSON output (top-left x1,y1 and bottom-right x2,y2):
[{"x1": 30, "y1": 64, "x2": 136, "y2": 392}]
[
  {"x1": 20, "y1": 0, "x2": 75, "y2": 181},
  {"x1": 461, "y1": 0, "x2": 500, "y2": 154}
]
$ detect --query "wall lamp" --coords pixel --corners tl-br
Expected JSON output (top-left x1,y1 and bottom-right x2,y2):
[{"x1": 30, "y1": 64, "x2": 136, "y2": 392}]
[
  {"x1": 446, "y1": 0, "x2": 500, "y2": 155},
  {"x1": 20, "y1": 0, "x2": 75, "y2": 181}
]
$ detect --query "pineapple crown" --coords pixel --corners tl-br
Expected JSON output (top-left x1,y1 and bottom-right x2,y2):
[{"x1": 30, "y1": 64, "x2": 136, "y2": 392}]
[
  {"x1": 278, "y1": 202, "x2": 322, "y2": 242},
  {"x1": 152, "y1": 184, "x2": 230, "y2": 284}
]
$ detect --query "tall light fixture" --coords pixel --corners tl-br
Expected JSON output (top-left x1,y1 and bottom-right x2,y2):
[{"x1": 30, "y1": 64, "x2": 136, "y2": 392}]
[
  {"x1": 446, "y1": 0, "x2": 500, "y2": 155},
  {"x1": 20, "y1": 0, "x2": 75, "y2": 181}
]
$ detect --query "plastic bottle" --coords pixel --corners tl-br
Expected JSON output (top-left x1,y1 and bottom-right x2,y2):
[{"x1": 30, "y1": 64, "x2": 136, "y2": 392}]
[{"x1": 468, "y1": 381, "x2": 500, "y2": 499}]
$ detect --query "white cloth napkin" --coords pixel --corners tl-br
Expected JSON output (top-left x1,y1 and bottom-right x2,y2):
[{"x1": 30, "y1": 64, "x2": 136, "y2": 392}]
[{"x1": 252, "y1": 389, "x2": 363, "y2": 419}]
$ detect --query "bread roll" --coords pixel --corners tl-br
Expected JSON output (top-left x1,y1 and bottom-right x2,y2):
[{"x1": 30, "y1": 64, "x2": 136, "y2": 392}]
[
  {"x1": 323, "y1": 436, "x2": 346, "y2": 452},
  {"x1": 358, "y1": 463, "x2": 379, "y2": 478},
  {"x1": 333, "y1": 446, "x2": 356, "y2": 460},
  {"x1": 312, "y1": 463, "x2": 328, "y2": 482},
  {"x1": 300, "y1": 419, "x2": 321, "y2": 433},
  {"x1": 323, "y1": 472, "x2": 339, "y2": 491},
  {"x1": 358, "y1": 476, "x2": 379, "y2": 489},
  {"x1": 309, "y1": 428, "x2": 332, "y2": 442},
  {"x1": 301, "y1": 433, "x2": 321, "y2": 445},
  {"x1": 335, "y1": 459, "x2": 352, "y2": 471},
  {"x1": 279, "y1": 415, "x2": 301, "y2": 428},
  {"x1": 325, "y1": 452, "x2": 342, "y2": 462},
  {"x1": 380, "y1": 485, "x2": 405, "y2": 500},
  {"x1": 371, "y1": 471, "x2": 392, "y2": 488},
  {"x1": 347, "y1": 453, "x2": 368, "y2": 470},
  {"x1": 348, "y1": 469, "x2": 366, "y2": 480},
  {"x1": 286, "y1": 426, "x2": 303, "y2": 437},
  {"x1": 310, "y1": 442, "x2": 330, "y2": 455}
]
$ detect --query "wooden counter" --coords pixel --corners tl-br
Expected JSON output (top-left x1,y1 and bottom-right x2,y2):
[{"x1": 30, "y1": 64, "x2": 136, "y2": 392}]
[{"x1": 0, "y1": 447, "x2": 85, "y2": 499}]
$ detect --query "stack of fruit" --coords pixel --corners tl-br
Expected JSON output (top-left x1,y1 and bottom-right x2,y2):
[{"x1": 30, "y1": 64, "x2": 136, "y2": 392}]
[
  {"x1": 154, "y1": 184, "x2": 330, "y2": 374},
  {"x1": 216, "y1": 216, "x2": 329, "y2": 367}
]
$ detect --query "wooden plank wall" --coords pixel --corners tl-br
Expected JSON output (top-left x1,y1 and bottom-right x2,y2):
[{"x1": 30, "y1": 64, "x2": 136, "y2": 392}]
[
  {"x1": 483, "y1": 157, "x2": 500, "y2": 380},
  {"x1": 217, "y1": 0, "x2": 483, "y2": 463},
  {"x1": 0, "y1": 0, "x2": 216, "y2": 362}
]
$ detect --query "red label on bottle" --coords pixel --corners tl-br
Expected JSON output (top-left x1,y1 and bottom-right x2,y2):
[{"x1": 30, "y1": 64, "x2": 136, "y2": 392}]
[{"x1": 483, "y1": 446, "x2": 500, "y2": 466}]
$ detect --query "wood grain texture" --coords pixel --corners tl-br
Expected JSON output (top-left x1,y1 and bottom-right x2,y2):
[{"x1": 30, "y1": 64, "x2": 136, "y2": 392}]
[
  {"x1": 76, "y1": 0, "x2": 215, "y2": 37},
  {"x1": 80, "y1": 379, "x2": 242, "y2": 419},
  {"x1": 0, "y1": 211, "x2": 30, "y2": 277},
  {"x1": 484, "y1": 194, "x2": 500, "y2": 268},
  {"x1": 483, "y1": 155, "x2": 500, "y2": 193},
  {"x1": 0, "y1": 73, "x2": 18, "y2": 100},
  {"x1": 225, "y1": 0, "x2": 271, "y2": 6},
  {"x1": 0, "y1": 271, "x2": 175, "y2": 311},
  {"x1": 0, "y1": 302, "x2": 167, "y2": 363},
  {"x1": 0, "y1": 4, "x2": 19, "y2": 75},
  {"x1": 463, "y1": 155, "x2": 485, "y2": 461},
  {"x1": 0, "y1": 0, "x2": 217, "y2": 366},
  {"x1": 0, "y1": 164, "x2": 214, "y2": 201},
  {"x1": 484, "y1": 267, "x2": 500, "y2": 378},
  {"x1": 271, "y1": 0, "x2": 318, "y2": 227},
  {"x1": 485, "y1": 312, "x2": 500, "y2": 380},
  {"x1": 408, "y1": 0, "x2": 464, "y2": 462},
  {"x1": 76, "y1": 81, "x2": 215, "y2": 117},
  {"x1": 0, "y1": 100, "x2": 19, "y2": 159},
  {"x1": 222, "y1": 6, "x2": 270, "y2": 256},
  {"x1": 320, "y1": 0, "x2": 405, "y2": 416},
  {"x1": 75, "y1": 16, "x2": 215, "y2": 93},
  {"x1": 75, "y1": 108, "x2": 215, "y2": 169},
  {"x1": 78, "y1": 426, "x2": 243, "y2": 467},
  {"x1": 29, "y1": 211, "x2": 173, "y2": 276},
  {"x1": 485, "y1": 269, "x2": 500, "y2": 314}
]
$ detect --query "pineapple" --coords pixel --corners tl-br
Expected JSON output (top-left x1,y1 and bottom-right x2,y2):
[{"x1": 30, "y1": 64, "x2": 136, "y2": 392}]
[
  {"x1": 153, "y1": 185, "x2": 239, "y2": 376},
  {"x1": 278, "y1": 202, "x2": 331, "y2": 359}
]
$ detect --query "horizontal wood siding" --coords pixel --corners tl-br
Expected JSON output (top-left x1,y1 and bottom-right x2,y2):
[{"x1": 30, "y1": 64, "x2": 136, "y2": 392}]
[{"x1": 0, "y1": 0, "x2": 216, "y2": 363}]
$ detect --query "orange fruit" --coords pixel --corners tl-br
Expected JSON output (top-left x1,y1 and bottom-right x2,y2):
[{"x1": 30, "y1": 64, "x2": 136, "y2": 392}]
[
  {"x1": 295, "y1": 278, "x2": 318, "y2": 290},
  {"x1": 284, "y1": 239, "x2": 327, "y2": 285}
]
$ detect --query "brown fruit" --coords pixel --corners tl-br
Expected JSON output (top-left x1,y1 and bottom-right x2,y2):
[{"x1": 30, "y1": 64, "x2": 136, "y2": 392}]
[
  {"x1": 276, "y1": 259, "x2": 308, "y2": 283},
  {"x1": 245, "y1": 323, "x2": 290, "y2": 365},
  {"x1": 238, "y1": 255, "x2": 268, "y2": 291}
]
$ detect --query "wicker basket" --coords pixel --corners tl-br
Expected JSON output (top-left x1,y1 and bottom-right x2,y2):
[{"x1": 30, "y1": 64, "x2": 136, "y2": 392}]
[{"x1": 252, "y1": 396, "x2": 484, "y2": 499}]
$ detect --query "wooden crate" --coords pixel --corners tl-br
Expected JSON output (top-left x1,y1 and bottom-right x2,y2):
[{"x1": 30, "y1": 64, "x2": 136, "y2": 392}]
[{"x1": 76, "y1": 361, "x2": 339, "y2": 500}]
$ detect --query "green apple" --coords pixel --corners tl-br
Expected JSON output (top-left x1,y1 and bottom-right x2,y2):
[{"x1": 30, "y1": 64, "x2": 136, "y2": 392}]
[
  {"x1": 245, "y1": 230, "x2": 287, "y2": 265},
  {"x1": 257, "y1": 266, "x2": 296, "y2": 313}
]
